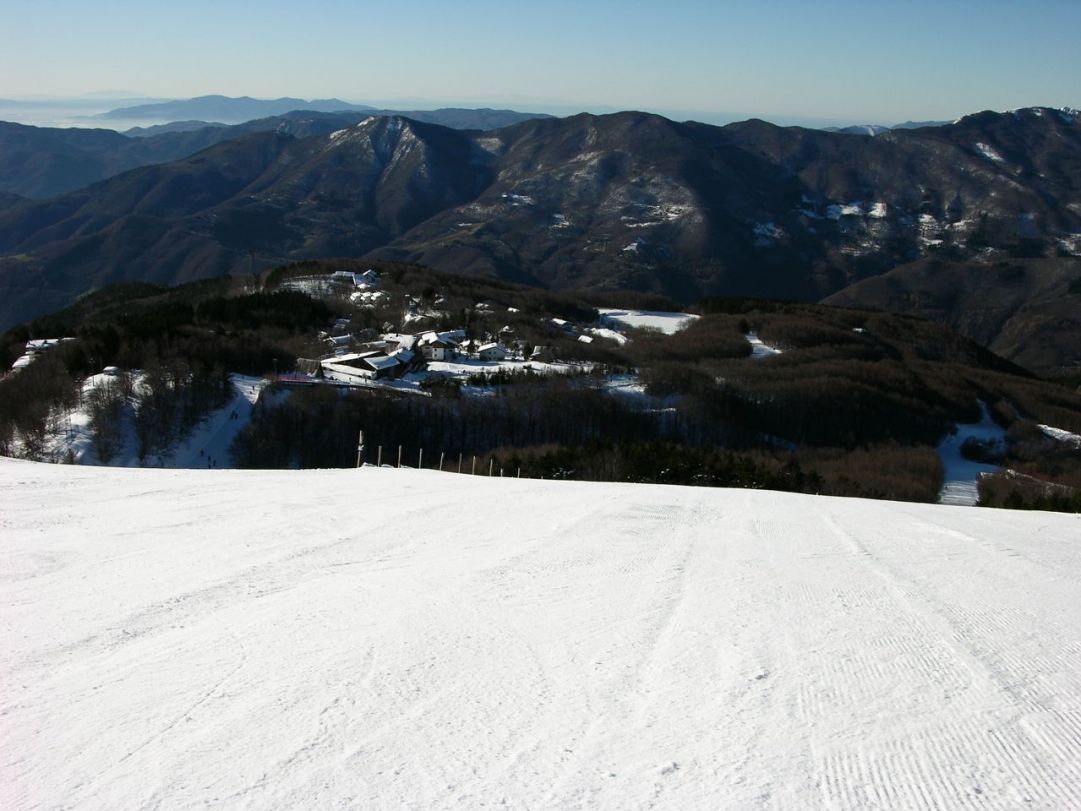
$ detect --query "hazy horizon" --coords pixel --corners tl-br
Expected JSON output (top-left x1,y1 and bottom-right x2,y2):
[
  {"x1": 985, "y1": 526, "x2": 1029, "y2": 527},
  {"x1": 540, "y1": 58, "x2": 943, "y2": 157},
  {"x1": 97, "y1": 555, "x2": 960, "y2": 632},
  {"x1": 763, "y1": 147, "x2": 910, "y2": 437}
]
[
  {"x1": 3, "y1": 0, "x2": 1078, "y2": 130},
  {"x1": 0, "y1": 91, "x2": 1075, "y2": 134}
]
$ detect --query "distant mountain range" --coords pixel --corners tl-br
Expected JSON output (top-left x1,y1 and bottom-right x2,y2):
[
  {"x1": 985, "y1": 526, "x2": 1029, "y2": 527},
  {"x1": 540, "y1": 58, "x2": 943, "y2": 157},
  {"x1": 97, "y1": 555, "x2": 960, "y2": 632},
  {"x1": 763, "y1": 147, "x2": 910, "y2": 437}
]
[
  {"x1": 824, "y1": 120, "x2": 951, "y2": 136},
  {"x1": 96, "y1": 95, "x2": 376, "y2": 122},
  {"x1": 0, "y1": 106, "x2": 1078, "y2": 371}
]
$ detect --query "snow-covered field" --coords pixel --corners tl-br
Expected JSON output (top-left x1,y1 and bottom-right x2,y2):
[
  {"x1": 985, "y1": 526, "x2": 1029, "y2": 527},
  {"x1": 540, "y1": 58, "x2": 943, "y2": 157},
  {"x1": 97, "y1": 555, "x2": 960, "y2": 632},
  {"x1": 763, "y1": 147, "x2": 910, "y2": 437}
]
[
  {"x1": 3, "y1": 461, "x2": 1081, "y2": 809},
  {"x1": 597, "y1": 309, "x2": 699, "y2": 335}
]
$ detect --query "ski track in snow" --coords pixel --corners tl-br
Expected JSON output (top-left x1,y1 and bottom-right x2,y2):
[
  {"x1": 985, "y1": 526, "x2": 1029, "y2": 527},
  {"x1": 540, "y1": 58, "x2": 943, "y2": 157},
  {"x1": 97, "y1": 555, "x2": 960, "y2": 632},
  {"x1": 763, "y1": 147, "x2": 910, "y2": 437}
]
[{"x1": 2, "y1": 461, "x2": 1081, "y2": 809}]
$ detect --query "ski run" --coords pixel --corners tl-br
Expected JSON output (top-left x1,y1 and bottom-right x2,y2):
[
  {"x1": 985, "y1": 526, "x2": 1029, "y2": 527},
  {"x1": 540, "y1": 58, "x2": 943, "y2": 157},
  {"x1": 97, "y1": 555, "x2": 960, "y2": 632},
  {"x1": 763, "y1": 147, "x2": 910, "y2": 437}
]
[{"x1": 2, "y1": 459, "x2": 1080, "y2": 809}]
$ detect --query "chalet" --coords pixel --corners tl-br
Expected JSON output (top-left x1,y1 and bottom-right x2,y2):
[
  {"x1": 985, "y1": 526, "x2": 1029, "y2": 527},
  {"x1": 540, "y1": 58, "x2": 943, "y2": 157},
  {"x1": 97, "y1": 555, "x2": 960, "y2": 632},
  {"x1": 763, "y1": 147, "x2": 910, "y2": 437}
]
[
  {"x1": 419, "y1": 331, "x2": 463, "y2": 361},
  {"x1": 477, "y1": 342, "x2": 508, "y2": 361},
  {"x1": 421, "y1": 338, "x2": 458, "y2": 361},
  {"x1": 531, "y1": 346, "x2": 555, "y2": 363}
]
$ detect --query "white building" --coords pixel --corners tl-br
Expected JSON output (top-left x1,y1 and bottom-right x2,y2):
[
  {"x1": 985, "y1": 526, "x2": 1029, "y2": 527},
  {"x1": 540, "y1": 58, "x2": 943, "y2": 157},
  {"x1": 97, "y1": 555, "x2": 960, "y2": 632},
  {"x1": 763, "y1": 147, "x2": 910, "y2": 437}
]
[
  {"x1": 477, "y1": 343, "x2": 508, "y2": 361},
  {"x1": 419, "y1": 331, "x2": 462, "y2": 361}
]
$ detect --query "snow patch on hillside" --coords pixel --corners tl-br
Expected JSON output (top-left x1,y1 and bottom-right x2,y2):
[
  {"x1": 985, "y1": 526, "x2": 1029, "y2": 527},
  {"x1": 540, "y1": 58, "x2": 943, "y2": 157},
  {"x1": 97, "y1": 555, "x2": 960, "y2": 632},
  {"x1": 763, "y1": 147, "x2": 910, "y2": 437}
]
[
  {"x1": 1056, "y1": 233, "x2": 1081, "y2": 256},
  {"x1": 975, "y1": 142, "x2": 1006, "y2": 165},
  {"x1": 1039, "y1": 423, "x2": 1081, "y2": 447},
  {"x1": 745, "y1": 331, "x2": 782, "y2": 358},
  {"x1": 827, "y1": 202, "x2": 863, "y2": 219},
  {"x1": 868, "y1": 202, "x2": 888, "y2": 218},
  {"x1": 753, "y1": 221, "x2": 784, "y2": 246},
  {"x1": 598, "y1": 309, "x2": 699, "y2": 335}
]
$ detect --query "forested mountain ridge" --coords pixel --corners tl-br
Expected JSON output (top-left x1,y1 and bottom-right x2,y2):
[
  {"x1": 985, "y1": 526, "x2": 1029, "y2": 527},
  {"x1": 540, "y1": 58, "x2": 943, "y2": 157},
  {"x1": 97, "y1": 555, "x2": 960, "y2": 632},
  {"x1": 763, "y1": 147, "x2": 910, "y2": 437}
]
[
  {"x1": 0, "y1": 107, "x2": 1078, "y2": 370},
  {"x1": 0, "y1": 108, "x2": 552, "y2": 199}
]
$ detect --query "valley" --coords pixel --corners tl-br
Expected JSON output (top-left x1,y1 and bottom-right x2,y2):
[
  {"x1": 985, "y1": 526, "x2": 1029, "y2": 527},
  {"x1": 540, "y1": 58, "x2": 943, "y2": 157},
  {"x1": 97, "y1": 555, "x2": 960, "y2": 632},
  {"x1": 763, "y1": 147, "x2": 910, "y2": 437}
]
[
  {"x1": 0, "y1": 107, "x2": 1077, "y2": 373},
  {"x1": 4, "y1": 261, "x2": 1080, "y2": 511}
]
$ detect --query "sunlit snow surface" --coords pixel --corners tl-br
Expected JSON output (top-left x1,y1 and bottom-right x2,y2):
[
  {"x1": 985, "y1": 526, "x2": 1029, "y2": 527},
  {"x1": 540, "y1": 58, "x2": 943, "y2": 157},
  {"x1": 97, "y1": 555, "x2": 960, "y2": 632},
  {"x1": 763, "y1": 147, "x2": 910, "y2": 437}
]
[
  {"x1": 3, "y1": 461, "x2": 1081, "y2": 809},
  {"x1": 1039, "y1": 424, "x2": 1081, "y2": 448},
  {"x1": 597, "y1": 309, "x2": 698, "y2": 335}
]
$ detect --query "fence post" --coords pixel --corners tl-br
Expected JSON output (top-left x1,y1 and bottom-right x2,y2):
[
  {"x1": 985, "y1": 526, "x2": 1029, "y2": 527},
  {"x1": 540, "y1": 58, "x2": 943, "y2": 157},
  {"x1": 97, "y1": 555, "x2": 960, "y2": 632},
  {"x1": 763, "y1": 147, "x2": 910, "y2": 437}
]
[
  {"x1": 418, "y1": 448, "x2": 423, "y2": 469},
  {"x1": 472, "y1": 456, "x2": 476, "y2": 475},
  {"x1": 517, "y1": 467, "x2": 521, "y2": 478},
  {"x1": 355, "y1": 430, "x2": 364, "y2": 468},
  {"x1": 458, "y1": 452, "x2": 463, "y2": 474},
  {"x1": 397, "y1": 445, "x2": 402, "y2": 468},
  {"x1": 377, "y1": 445, "x2": 382, "y2": 467},
  {"x1": 439, "y1": 452, "x2": 445, "y2": 472},
  {"x1": 489, "y1": 458, "x2": 494, "y2": 476}
]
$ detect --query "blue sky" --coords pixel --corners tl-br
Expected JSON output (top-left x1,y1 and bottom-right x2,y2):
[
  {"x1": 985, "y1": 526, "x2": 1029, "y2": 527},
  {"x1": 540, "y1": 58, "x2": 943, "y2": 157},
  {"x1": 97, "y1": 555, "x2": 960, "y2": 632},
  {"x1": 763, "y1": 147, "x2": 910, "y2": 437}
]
[{"x1": 3, "y1": 0, "x2": 1079, "y2": 125}]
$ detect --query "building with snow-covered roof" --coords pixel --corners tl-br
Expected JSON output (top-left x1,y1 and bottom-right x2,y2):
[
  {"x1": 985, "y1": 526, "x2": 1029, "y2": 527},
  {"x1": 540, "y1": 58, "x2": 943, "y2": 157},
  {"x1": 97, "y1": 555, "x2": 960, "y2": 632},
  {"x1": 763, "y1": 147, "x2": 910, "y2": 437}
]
[
  {"x1": 420, "y1": 338, "x2": 460, "y2": 362},
  {"x1": 418, "y1": 331, "x2": 463, "y2": 361},
  {"x1": 321, "y1": 351, "x2": 404, "y2": 381},
  {"x1": 384, "y1": 334, "x2": 419, "y2": 354},
  {"x1": 477, "y1": 343, "x2": 508, "y2": 361}
]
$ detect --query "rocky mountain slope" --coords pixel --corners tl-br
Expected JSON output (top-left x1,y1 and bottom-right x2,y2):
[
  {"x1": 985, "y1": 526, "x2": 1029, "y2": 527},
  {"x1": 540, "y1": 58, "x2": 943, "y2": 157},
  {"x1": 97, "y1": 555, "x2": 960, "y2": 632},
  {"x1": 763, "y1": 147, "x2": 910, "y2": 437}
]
[
  {"x1": 1, "y1": 107, "x2": 1078, "y2": 368},
  {"x1": 0, "y1": 108, "x2": 551, "y2": 199}
]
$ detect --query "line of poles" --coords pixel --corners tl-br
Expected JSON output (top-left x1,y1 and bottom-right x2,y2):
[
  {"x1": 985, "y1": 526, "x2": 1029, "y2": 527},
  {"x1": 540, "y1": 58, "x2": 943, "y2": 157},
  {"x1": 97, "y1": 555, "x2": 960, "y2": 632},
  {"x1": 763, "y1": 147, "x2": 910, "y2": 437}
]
[{"x1": 355, "y1": 431, "x2": 521, "y2": 477}]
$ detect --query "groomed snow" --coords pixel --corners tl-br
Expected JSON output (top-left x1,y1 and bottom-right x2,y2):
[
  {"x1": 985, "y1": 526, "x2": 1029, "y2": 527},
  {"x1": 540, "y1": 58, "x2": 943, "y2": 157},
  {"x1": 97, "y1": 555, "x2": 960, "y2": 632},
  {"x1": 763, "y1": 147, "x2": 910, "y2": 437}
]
[{"x1": 3, "y1": 461, "x2": 1081, "y2": 809}]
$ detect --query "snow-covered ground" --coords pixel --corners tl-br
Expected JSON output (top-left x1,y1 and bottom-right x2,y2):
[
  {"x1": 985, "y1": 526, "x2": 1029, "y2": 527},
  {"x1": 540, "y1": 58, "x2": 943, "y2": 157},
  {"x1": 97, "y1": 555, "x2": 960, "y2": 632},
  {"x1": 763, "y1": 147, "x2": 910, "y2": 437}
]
[
  {"x1": 1039, "y1": 423, "x2": 1081, "y2": 448},
  {"x1": 424, "y1": 358, "x2": 581, "y2": 377},
  {"x1": 745, "y1": 331, "x2": 782, "y2": 359},
  {"x1": 44, "y1": 374, "x2": 267, "y2": 468},
  {"x1": 598, "y1": 309, "x2": 699, "y2": 335},
  {"x1": 585, "y1": 326, "x2": 630, "y2": 345},
  {"x1": 161, "y1": 376, "x2": 267, "y2": 469},
  {"x1": 938, "y1": 404, "x2": 1007, "y2": 506},
  {"x1": 3, "y1": 461, "x2": 1080, "y2": 809}
]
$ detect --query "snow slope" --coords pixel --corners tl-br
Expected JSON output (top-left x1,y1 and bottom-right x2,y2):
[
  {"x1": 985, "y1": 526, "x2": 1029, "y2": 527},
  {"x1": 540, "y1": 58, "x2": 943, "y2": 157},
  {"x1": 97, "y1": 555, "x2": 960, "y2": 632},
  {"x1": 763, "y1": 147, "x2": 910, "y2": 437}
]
[
  {"x1": 3, "y1": 460, "x2": 1081, "y2": 809},
  {"x1": 44, "y1": 373, "x2": 267, "y2": 468},
  {"x1": 938, "y1": 404, "x2": 1007, "y2": 506}
]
